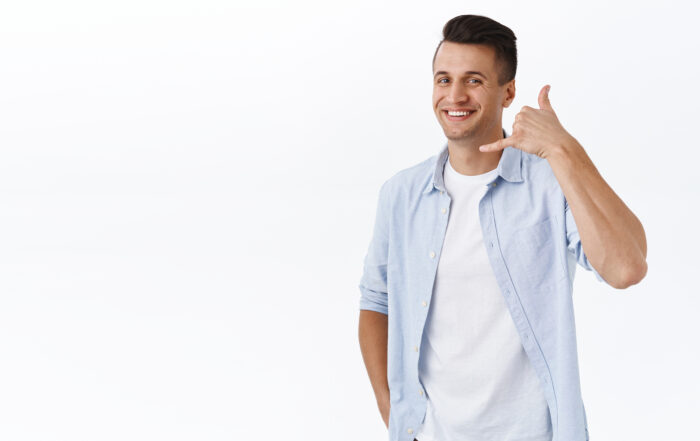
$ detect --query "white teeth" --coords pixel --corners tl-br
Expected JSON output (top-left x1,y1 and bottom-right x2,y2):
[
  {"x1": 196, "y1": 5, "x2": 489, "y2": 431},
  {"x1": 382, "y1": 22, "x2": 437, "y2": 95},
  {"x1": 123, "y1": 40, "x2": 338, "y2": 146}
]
[{"x1": 447, "y1": 111, "x2": 472, "y2": 116}]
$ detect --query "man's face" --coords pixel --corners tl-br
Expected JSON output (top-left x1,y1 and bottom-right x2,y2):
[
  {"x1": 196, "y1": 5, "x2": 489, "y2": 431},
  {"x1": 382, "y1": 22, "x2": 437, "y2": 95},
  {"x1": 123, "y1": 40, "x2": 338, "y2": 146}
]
[{"x1": 432, "y1": 41, "x2": 514, "y2": 142}]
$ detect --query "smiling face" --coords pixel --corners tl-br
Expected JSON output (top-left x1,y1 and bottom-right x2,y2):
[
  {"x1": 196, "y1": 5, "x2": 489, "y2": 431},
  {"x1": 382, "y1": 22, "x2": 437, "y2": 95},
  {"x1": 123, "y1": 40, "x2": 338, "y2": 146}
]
[{"x1": 432, "y1": 41, "x2": 515, "y2": 144}]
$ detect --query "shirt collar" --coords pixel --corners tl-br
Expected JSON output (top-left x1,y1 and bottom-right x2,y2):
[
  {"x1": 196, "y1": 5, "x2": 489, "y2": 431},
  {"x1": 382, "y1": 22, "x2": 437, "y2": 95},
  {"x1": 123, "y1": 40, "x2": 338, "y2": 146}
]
[{"x1": 422, "y1": 128, "x2": 523, "y2": 194}]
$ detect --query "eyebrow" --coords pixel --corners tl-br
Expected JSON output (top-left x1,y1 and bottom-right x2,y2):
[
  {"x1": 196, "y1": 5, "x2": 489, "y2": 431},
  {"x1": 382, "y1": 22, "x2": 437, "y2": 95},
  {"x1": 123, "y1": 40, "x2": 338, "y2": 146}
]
[{"x1": 433, "y1": 70, "x2": 488, "y2": 79}]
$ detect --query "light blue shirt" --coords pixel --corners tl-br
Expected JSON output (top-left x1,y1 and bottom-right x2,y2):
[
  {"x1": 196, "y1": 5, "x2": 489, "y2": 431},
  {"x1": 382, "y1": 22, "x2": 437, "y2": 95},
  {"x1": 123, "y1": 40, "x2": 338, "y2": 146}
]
[{"x1": 358, "y1": 130, "x2": 607, "y2": 441}]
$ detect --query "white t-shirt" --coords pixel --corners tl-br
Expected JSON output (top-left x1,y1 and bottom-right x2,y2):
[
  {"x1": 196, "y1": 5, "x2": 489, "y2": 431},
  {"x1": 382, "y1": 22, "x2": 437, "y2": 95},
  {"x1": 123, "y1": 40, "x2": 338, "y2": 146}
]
[{"x1": 415, "y1": 156, "x2": 552, "y2": 441}]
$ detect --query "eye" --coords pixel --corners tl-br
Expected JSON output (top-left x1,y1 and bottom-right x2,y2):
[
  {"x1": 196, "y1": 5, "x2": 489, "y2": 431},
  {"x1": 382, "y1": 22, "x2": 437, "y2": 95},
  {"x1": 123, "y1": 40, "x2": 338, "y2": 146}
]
[{"x1": 436, "y1": 78, "x2": 481, "y2": 84}]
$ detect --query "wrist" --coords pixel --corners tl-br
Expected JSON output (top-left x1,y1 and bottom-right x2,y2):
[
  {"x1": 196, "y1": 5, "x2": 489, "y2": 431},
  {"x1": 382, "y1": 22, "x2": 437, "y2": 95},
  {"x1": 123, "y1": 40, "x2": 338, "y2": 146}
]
[
  {"x1": 375, "y1": 387, "x2": 390, "y2": 405},
  {"x1": 546, "y1": 134, "x2": 582, "y2": 164}
]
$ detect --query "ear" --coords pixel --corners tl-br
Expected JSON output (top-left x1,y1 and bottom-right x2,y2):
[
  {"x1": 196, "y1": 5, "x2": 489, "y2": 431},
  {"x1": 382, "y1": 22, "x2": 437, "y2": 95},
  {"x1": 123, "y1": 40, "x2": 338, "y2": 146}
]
[{"x1": 502, "y1": 79, "x2": 516, "y2": 108}]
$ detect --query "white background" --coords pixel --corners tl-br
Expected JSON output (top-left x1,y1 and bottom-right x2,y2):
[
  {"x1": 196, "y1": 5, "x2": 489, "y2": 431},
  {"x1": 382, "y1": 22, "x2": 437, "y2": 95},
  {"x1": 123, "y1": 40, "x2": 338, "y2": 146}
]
[{"x1": 1, "y1": 1, "x2": 698, "y2": 440}]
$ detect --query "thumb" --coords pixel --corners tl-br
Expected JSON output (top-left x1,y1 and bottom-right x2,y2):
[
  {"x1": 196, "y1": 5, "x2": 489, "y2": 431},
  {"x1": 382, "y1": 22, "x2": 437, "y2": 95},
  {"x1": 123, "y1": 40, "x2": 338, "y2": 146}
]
[{"x1": 538, "y1": 84, "x2": 552, "y2": 110}]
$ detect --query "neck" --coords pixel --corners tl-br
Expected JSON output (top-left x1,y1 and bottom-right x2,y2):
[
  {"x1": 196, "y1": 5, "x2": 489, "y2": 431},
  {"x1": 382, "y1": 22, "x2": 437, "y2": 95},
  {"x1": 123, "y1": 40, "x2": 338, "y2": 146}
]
[{"x1": 447, "y1": 127, "x2": 505, "y2": 176}]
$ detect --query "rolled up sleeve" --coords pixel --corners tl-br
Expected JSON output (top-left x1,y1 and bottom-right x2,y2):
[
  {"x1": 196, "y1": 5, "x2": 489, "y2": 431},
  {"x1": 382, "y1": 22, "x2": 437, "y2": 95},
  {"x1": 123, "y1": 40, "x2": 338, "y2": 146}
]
[
  {"x1": 358, "y1": 180, "x2": 391, "y2": 315},
  {"x1": 564, "y1": 196, "x2": 608, "y2": 284}
]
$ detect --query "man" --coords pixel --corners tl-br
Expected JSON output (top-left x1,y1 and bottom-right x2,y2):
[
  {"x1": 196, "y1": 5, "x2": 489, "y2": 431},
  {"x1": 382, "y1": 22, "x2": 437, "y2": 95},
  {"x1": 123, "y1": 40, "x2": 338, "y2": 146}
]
[{"x1": 357, "y1": 14, "x2": 647, "y2": 441}]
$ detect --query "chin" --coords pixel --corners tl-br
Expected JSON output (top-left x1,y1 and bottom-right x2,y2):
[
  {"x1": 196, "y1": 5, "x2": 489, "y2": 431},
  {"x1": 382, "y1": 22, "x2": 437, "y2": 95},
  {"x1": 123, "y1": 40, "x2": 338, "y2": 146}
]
[{"x1": 444, "y1": 129, "x2": 474, "y2": 140}]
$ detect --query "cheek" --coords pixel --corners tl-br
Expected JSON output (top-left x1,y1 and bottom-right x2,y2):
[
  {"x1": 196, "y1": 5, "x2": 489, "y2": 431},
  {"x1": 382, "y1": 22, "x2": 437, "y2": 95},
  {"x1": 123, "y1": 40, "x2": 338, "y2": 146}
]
[{"x1": 432, "y1": 89, "x2": 443, "y2": 105}]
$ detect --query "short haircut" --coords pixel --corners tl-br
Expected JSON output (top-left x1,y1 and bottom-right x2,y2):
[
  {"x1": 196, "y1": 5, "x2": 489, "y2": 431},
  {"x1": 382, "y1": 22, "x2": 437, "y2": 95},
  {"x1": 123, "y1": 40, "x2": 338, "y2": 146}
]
[{"x1": 432, "y1": 15, "x2": 518, "y2": 86}]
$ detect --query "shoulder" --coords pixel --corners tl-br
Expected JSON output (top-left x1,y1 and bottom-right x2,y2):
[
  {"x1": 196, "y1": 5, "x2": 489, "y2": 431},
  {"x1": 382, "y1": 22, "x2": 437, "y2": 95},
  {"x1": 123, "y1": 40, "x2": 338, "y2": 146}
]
[
  {"x1": 518, "y1": 150, "x2": 567, "y2": 213},
  {"x1": 380, "y1": 152, "x2": 439, "y2": 198},
  {"x1": 521, "y1": 150, "x2": 559, "y2": 186}
]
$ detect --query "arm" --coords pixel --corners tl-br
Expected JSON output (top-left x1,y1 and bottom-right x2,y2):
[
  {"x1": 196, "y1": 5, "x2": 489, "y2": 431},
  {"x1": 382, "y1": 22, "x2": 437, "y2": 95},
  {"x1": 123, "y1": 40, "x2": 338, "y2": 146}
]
[
  {"x1": 547, "y1": 137, "x2": 647, "y2": 289},
  {"x1": 358, "y1": 309, "x2": 390, "y2": 428},
  {"x1": 358, "y1": 180, "x2": 392, "y2": 427},
  {"x1": 478, "y1": 85, "x2": 648, "y2": 289}
]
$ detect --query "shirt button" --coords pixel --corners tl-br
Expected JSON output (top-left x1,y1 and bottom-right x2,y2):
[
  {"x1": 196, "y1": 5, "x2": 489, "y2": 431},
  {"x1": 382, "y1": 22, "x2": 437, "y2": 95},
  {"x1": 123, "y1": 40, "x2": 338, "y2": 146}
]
[
  {"x1": 419, "y1": 389, "x2": 424, "y2": 396},
  {"x1": 429, "y1": 251, "x2": 436, "y2": 258},
  {"x1": 408, "y1": 428, "x2": 414, "y2": 434},
  {"x1": 440, "y1": 190, "x2": 444, "y2": 194},
  {"x1": 441, "y1": 208, "x2": 447, "y2": 214},
  {"x1": 490, "y1": 242, "x2": 494, "y2": 248},
  {"x1": 422, "y1": 301, "x2": 427, "y2": 307},
  {"x1": 491, "y1": 182, "x2": 497, "y2": 187},
  {"x1": 414, "y1": 346, "x2": 419, "y2": 352}
]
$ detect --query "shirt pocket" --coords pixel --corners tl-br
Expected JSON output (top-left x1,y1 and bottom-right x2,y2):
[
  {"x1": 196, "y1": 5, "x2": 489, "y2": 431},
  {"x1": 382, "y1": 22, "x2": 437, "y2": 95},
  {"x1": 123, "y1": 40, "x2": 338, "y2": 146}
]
[{"x1": 512, "y1": 217, "x2": 567, "y2": 291}]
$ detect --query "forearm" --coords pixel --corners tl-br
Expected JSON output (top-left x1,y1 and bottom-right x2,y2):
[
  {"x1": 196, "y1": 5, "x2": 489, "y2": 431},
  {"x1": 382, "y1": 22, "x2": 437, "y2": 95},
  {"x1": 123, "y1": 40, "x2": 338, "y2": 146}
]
[
  {"x1": 358, "y1": 309, "x2": 390, "y2": 405},
  {"x1": 547, "y1": 137, "x2": 647, "y2": 288}
]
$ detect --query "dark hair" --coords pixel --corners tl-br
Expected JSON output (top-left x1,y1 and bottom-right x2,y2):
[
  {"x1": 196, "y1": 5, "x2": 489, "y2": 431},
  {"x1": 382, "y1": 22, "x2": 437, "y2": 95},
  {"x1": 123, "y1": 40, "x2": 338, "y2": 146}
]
[{"x1": 432, "y1": 15, "x2": 517, "y2": 86}]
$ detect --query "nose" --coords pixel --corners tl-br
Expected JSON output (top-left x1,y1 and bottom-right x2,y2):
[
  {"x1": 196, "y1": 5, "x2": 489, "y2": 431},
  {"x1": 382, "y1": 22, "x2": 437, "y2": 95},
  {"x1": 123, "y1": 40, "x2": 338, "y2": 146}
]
[{"x1": 448, "y1": 82, "x2": 468, "y2": 103}]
